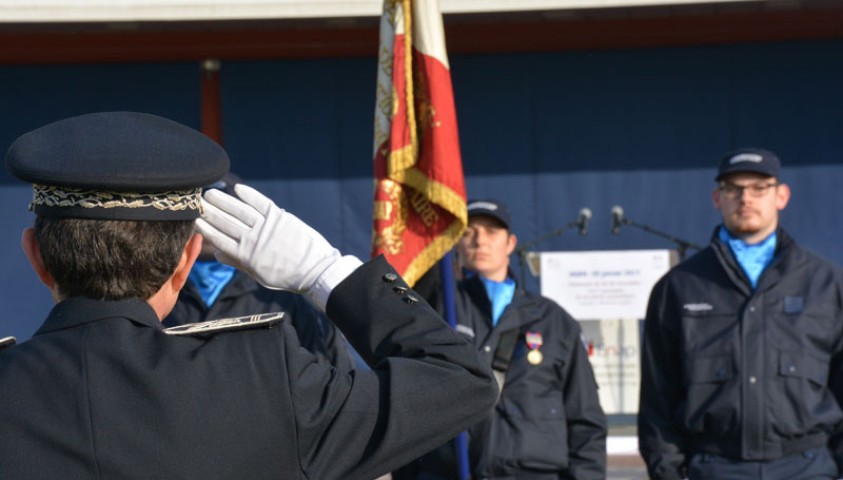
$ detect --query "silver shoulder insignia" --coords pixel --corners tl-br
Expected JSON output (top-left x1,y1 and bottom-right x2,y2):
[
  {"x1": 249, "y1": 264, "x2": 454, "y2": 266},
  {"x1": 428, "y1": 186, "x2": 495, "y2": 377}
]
[
  {"x1": 0, "y1": 336, "x2": 16, "y2": 350},
  {"x1": 164, "y1": 312, "x2": 284, "y2": 336}
]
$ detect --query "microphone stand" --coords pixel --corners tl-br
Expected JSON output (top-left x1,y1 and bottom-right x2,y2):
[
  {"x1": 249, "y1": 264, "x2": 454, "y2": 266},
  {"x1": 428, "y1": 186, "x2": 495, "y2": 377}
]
[
  {"x1": 515, "y1": 219, "x2": 580, "y2": 286},
  {"x1": 618, "y1": 217, "x2": 703, "y2": 261}
]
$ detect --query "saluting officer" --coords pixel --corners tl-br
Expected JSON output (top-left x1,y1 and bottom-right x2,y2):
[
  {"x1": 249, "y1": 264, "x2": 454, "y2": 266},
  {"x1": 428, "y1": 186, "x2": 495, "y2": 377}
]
[{"x1": 0, "y1": 111, "x2": 497, "y2": 480}]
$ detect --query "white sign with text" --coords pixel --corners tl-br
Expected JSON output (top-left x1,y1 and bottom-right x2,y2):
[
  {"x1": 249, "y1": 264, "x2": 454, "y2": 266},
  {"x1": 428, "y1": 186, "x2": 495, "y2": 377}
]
[
  {"x1": 539, "y1": 249, "x2": 674, "y2": 414},
  {"x1": 539, "y1": 249, "x2": 673, "y2": 320}
]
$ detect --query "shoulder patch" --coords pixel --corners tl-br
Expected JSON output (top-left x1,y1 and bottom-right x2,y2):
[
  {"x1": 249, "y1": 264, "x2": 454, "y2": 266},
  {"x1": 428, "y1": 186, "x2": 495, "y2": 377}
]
[
  {"x1": 164, "y1": 312, "x2": 284, "y2": 337},
  {"x1": 0, "y1": 336, "x2": 16, "y2": 350}
]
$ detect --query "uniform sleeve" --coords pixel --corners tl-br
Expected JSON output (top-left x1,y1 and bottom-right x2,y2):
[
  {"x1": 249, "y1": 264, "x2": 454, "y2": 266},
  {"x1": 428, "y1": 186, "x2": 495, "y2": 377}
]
[
  {"x1": 316, "y1": 312, "x2": 356, "y2": 372},
  {"x1": 638, "y1": 275, "x2": 687, "y2": 480},
  {"x1": 560, "y1": 314, "x2": 607, "y2": 480},
  {"x1": 287, "y1": 294, "x2": 356, "y2": 372},
  {"x1": 289, "y1": 256, "x2": 498, "y2": 480}
]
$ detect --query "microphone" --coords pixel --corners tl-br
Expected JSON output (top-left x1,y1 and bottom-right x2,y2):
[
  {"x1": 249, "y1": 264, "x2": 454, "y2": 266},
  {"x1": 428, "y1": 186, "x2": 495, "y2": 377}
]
[
  {"x1": 577, "y1": 207, "x2": 592, "y2": 236},
  {"x1": 611, "y1": 205, "x2": 624, "y2": 235}
]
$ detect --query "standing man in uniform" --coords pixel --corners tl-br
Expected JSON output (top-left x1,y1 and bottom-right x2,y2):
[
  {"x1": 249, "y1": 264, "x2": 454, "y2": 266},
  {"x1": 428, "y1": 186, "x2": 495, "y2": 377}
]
[
  {"x1": 639, "y1": 148, "x2": 843, "y2": 480},
  {"x1": 399, "y1": 200, "x2": 606, "y2": 480},
  {"x1": 0, "y1": 111, "x2": 497, "y2": 480}
]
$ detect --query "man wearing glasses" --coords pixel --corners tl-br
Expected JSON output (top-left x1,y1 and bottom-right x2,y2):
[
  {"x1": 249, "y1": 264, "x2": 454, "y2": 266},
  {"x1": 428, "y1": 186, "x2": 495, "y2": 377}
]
[{"x1": 639, "y1": 148, "x2": 843, "y2": 480}]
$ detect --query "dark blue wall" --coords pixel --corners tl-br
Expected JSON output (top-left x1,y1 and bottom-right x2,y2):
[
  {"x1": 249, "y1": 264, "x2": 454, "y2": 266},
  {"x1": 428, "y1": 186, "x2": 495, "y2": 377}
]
[{"x1": 1, "y1": 39, "x2": 841, "y2": 341}]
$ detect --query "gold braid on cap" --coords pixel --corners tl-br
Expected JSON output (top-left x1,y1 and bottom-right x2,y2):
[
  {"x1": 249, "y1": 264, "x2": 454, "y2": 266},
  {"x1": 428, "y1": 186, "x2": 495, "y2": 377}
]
[{"x1": 31, "y1": 184, "x2": 203, "y2": 214}]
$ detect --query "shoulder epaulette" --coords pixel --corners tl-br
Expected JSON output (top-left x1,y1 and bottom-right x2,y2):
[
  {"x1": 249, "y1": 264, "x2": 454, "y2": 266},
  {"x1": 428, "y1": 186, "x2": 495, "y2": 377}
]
[
  {"x1": 0, "y1": 336, "x2": 16, "y2": 351},
  {"x1": 163, "y1": 312, "x2": 284, "y2": 337}
]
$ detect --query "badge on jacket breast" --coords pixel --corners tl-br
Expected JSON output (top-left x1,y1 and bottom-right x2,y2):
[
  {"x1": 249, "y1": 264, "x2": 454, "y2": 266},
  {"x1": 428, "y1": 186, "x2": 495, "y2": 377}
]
[
  {"x1": 525, "y1": 331, "x2": 543, "y2": 365},
  {"x1": 164, "y1": 312, "x2": 284, "y2": 336}
]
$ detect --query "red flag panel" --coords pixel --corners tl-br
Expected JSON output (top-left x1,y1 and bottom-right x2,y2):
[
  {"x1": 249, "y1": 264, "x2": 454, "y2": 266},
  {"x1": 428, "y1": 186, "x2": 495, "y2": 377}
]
[{"x1": 372, "y1": 0, "x2": 466, "y2": 286}]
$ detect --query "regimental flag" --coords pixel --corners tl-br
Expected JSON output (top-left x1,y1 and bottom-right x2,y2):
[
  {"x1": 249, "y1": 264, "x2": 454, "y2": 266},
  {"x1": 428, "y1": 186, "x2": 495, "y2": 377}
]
[{"x1": 372, "y1": 0, "x2": 467, "y2": 287}]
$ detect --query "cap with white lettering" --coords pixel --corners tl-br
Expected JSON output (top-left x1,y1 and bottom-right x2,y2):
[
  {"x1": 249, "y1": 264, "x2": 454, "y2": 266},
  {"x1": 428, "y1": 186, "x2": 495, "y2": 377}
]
[
  {"x1": 467, "y1": 199, "x2": 511, "y2": 229},
  {"x1": 715, "y1": 147, "x2": 780, "y2": 181}
]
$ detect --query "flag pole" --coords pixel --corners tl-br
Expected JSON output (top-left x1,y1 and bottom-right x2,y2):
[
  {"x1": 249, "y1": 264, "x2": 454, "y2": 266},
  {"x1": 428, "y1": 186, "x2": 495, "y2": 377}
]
[
  {"x1": 371, "y1": 0, "x2": 471, "y2": 470},
  {"x1": 439, "y1": 251, "x2": 471, "y2": 480}
]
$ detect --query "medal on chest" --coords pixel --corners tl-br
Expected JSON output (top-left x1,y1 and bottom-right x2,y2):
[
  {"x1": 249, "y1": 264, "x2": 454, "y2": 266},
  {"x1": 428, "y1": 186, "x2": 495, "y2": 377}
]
[{"x1": 525, "y1": 331, "x2": 544, "y2": 365}]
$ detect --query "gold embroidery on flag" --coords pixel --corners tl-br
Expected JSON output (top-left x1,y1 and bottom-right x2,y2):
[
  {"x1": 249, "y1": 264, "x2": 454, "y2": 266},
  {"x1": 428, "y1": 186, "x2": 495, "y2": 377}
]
[
  {"x1": 404, "y1": 219, "x2": 465, "y2": 286},
  {"x1": 396, "y1": 168, "x2": 467, "y2": 226},
  {"x1": 386, "y1": 0, "x2": 417, "y2": 174},
  {"x1": 373, "y1": 178, "x2": 408, "y2": 256},
  {"x1": 410, "y1": 189, "x2": 438, "y2": 227}
]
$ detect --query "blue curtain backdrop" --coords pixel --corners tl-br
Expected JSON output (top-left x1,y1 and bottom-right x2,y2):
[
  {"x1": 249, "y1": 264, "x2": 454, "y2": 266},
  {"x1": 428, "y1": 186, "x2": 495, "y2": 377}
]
[{"x1": 0, "y1": 39, "x2": 841, "y2": 341}]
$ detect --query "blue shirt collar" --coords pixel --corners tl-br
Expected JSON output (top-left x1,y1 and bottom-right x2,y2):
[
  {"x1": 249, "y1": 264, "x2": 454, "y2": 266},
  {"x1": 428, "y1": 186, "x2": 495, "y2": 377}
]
[
  {"x1": 719, "y1": 226, "x2": 777, "y2": 289},
  {"x1": 188, "y1": 260, "x2": 237, "y2": 307},
  {"x1": 479, "y1": 275, "x2": 516, "y2": 326}
]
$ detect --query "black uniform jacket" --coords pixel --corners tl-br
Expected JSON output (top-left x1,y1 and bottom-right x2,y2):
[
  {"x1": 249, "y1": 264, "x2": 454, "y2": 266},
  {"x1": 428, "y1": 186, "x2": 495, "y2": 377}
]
[
  {"x1": 405, "y1": 274, "x2": 607, "y2": 480},
  {"x1": 639, "y1": 228, "x2": 843, "y2": 480},
  {"x1": 0, "y1": 257, "x2": 498, "y2": 480},
  {"x1": 165, "y1": 270, "x2": 354, "y2": 370}
]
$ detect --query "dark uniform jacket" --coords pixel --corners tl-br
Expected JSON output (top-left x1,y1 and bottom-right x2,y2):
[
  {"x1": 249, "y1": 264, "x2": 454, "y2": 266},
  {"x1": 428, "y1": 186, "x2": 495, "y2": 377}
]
[
  {"x1": 639, "y1": 228, "x2": 843, "y2": 480},
  {"x1": 165, "y1": 270, "x2": 354, "y2": 370},
  {"x1": 403, "y1": 274, "x2": 607, "y2": 480},
  {"x1": 0, "y1": 257, "x2": 498, "y2": 480}
]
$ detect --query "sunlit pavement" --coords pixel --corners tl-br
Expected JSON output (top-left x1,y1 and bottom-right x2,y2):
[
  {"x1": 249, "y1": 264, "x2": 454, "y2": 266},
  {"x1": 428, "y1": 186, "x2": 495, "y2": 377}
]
[
  {"x1": 608, "y1": 435, "x2": 648, "y2": 479},
  {"x1": 609, "y1": 454, "x2": 648, "y2": 479}
]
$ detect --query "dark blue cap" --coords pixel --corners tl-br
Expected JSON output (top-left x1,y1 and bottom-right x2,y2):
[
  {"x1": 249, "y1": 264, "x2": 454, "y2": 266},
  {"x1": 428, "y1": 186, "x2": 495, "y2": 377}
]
[
  {"x1": 716, "y1": 147, "x2": 781, "y2": 181},
  {"x1": 467, "y1": 199, "x2": 511, "y2": 229},
  {"x1": 6, "y1": 111, "x2": 229, "y2": 220}
]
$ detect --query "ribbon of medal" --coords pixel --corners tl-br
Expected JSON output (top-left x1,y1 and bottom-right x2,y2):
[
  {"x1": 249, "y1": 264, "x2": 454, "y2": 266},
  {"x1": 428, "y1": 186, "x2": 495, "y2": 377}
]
[{"x1": 525, "y1": 331, "x2": 543, "y2": 365}]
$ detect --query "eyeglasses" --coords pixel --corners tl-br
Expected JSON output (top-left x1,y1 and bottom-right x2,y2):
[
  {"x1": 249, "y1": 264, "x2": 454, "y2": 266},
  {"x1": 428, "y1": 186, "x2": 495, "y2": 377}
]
[{"x1": 718, "y1": 181, "x2": 779, "y2": 199}]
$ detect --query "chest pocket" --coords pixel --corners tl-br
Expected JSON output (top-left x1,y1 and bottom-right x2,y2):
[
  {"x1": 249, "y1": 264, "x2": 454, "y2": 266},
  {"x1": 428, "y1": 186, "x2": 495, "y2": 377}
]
[
  {"x1": 684, "y1": 353, "x2": 734, "y2": 386},
  {"x1": 680, "y1": 306, "x2": 740, "y2": 356},
  {"x1": 777, "y1": 351, "x2": 827, "y2": 387},
  {"x1": 768, "y1": 295, "x2": 838, "y2": 352},
  {"x1": 681, "y1": 352, "x2": 738, "y2": 435}
]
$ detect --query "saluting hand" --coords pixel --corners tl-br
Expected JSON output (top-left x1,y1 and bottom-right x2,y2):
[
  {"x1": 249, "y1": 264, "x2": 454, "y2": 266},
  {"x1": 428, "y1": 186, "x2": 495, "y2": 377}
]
[{"x1": 196, "y1": 183, "x2": 361, "y2": 309}]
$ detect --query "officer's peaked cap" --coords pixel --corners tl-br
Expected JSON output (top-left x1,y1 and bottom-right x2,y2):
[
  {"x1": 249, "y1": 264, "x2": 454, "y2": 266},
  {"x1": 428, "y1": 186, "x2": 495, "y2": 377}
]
[{"x1": 5, "y1": 111, "x2": 229, "y2": 220}]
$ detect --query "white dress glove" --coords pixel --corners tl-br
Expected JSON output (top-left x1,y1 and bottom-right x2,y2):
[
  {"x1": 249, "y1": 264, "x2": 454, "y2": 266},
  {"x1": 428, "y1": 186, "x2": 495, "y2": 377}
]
[{"x1": 195, "y1": 183, "x2": 362, "y2": 310}]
